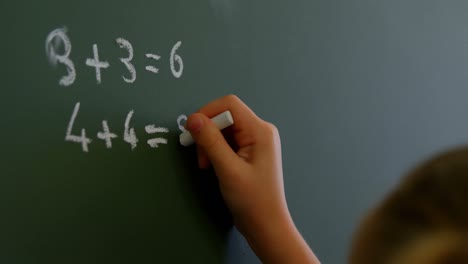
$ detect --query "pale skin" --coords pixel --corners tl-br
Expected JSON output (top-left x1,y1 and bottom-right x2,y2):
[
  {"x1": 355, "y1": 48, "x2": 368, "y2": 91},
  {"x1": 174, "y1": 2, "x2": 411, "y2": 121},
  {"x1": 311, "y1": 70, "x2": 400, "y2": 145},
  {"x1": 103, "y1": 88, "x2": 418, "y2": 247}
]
[{"x1": 186, "y1": 95, "x2": 320, "y2": 264}]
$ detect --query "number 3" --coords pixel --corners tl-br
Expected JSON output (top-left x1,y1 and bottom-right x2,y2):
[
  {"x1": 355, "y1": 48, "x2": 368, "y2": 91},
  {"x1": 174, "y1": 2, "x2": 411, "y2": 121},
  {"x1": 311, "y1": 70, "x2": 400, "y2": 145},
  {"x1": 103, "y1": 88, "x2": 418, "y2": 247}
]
[{"x1": 116, "y1": 38, "x2": 136, "y2": 83}]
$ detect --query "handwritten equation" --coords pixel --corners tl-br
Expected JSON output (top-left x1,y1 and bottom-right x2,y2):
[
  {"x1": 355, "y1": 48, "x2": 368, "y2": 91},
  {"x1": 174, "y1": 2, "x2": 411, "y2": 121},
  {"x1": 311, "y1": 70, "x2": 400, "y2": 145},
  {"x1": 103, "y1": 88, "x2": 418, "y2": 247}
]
[
  {"x1": 45, "y1": 27, "x2": 187, "y2": 152},
  {"x1": 66, "y1": 102, "x2": 187, "y2": 152},
  {"x1": 45, "y1": 28, "x2": 183, "y2": 86}
]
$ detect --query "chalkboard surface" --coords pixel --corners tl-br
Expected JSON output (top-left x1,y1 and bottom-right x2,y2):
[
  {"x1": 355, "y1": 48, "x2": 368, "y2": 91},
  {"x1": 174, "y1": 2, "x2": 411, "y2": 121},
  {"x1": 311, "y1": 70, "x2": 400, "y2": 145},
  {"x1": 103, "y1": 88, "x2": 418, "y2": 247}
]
[{"x1": 2, "y1": 1, "x2": 468, "y2": 263}]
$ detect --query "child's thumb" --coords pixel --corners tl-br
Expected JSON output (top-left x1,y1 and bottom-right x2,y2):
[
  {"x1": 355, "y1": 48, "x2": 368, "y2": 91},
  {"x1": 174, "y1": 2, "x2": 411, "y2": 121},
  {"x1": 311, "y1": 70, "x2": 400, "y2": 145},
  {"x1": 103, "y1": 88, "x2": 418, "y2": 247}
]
[{"x1": 186, "y1": 113, "x2": 238, "y2": 171}]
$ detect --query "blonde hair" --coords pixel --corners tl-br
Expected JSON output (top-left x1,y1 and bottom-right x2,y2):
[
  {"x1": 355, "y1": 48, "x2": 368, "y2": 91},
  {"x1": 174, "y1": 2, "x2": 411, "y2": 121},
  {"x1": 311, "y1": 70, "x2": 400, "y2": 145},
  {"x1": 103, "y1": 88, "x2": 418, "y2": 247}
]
[{"x1": 349, "y1": 147, "x2": 468, "y2": 264}]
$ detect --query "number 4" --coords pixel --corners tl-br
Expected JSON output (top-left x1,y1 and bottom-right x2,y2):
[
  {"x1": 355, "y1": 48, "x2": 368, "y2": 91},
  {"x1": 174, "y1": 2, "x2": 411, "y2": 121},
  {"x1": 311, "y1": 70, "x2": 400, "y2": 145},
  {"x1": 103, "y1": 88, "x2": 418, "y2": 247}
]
[
  {"x1": 124, "y1": 110, "x2": 138, "y2": 150},
  {"x1": 65, "y1": 102, "x2": 92, "y2": 152}
]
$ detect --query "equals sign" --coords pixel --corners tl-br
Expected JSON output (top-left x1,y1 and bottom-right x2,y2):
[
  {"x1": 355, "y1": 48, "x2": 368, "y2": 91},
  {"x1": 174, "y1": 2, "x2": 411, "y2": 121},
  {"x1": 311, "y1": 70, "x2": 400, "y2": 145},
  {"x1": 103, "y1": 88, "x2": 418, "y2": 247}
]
[{"x1": 145, "y1": 53, "x2": 161, "y2": 74}]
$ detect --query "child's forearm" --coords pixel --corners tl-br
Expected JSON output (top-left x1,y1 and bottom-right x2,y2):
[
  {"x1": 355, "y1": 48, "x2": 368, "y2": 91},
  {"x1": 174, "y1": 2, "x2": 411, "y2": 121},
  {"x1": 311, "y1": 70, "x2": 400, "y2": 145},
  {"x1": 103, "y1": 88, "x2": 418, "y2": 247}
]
[
  {"x1": 242, "y1": 209, "x2": 320, "y2": 264},
  {"x1": 186, "y1": 95, "x2": 320, "y2": 263}
]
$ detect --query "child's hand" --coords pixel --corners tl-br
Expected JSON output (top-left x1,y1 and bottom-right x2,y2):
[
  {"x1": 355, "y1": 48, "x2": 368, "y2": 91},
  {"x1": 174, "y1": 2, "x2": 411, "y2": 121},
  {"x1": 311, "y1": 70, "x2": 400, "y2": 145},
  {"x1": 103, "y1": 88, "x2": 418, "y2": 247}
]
[
  {"x1": 186, "y1": 95, "x2": 286, "y2": 233},
  {"x1": 186, "y1": 95, "x2": 319, "y2": 264}
]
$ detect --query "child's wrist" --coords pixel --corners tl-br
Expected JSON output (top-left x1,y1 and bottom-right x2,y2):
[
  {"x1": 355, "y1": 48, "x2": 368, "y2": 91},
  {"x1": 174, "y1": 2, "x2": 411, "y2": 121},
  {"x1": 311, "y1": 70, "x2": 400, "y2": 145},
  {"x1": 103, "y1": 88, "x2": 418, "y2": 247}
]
[{"x1": 239, "y1": 206, "x2": 294, "y2": 250}]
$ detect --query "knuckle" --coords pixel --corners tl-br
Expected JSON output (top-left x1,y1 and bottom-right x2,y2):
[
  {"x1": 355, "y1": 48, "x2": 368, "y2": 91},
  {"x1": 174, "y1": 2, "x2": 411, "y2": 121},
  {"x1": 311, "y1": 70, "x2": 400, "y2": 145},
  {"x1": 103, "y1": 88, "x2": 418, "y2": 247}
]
[
  {"x1": 262, "y1": 122, "x2": 280, "y2": 140},
  {"x1": 224, "y1": 94, "x2": 241, "y2": 104}
]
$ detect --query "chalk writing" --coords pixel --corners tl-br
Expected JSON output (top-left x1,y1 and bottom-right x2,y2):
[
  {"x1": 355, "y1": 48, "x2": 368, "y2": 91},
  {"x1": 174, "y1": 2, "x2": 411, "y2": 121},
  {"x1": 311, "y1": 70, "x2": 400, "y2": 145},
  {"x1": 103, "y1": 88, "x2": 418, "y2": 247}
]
[
  {"x1": 145, "y1": 53, "x2": 161, "y2": 74},
  {"x1": 66, "y1": 102, "x2": 186, "y2": 152},
  {"x1": 145, "y1": 125, "x2": 169, "y2": 148},
  {"x1": 86, "y1": 44, "x2": 110, "y2": 84},
  {"x1": 46, "y1": 27, "x2": 187, "y2": 152},
  {"x1": 46, "y1": 28, "x2": 184, "y2": 85},
  {"x1": 177, "y1": 115, "x2": 188, "y2": 133},
  {"x1": 170, "y1": 41, "x2": 183, "y2": 78},
  {"x1": 65, "y1": 102, "x2": 92, "y2": 152},
  {"x1": 45, "y1": 27, "x2": 76, "y2": 86},
  {"x1": 123, "y1": 110, "x2": 139, "y2": 150},
  {"x1": 97, "y1": 120, "x2": 118, "y2": 149},
  {"x1": 116, "y1": 38, "x2": 136, "y2": 83}
]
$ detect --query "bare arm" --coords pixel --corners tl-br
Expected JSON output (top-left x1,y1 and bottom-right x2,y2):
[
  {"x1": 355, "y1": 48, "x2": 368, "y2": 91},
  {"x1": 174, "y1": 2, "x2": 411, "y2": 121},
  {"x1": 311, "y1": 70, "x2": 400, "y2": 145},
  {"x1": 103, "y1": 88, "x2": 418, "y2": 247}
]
[{"x1": 186, "y1": 95, "x2": 320, "y2": 264}]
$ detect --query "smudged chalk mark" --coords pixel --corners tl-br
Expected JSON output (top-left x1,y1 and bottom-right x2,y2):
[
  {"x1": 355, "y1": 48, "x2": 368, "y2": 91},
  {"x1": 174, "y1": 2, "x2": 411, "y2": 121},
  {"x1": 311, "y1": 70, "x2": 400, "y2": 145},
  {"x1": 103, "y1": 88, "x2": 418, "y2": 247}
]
[{"x1": 45, "y1": 27, "x2": 76, "y2": 86}]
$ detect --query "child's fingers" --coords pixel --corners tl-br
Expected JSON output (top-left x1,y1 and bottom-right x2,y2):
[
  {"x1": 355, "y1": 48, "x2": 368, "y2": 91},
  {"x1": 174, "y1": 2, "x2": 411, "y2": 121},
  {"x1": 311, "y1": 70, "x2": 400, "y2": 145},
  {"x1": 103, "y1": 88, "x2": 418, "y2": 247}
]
[
  {"x1": 197, "y1": 147, "x2": 211, "y2": 169},
  {"x1": 186, "y1": 113, "x2": 240, "y2": 173},
  {"x1": 197, "y1": 95, "x2": 263, "y2": 148}
]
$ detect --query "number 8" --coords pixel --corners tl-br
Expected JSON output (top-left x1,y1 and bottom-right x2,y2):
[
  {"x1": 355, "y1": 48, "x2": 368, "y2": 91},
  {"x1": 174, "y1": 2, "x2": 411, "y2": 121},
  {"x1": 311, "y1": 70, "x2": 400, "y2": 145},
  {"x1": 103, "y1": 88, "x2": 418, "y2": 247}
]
[{"x1": 45, "y1": 28, "x2": 76, "y2": 86}]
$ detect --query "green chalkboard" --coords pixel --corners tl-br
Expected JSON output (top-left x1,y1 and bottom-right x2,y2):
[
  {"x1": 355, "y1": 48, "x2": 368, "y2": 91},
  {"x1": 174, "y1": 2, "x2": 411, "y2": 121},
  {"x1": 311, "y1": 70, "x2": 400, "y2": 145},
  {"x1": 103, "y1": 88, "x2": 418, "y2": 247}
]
[{"x1": 2, "y1": 0, "x2": 468, "y2": 263}]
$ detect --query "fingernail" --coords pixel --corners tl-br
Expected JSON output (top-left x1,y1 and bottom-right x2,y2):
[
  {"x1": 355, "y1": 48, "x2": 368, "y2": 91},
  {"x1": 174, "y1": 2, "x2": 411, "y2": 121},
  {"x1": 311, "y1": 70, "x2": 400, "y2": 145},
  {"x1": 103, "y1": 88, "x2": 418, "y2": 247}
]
[{"x1": 187, "y1": 115, "x2": 204, "y2": 133}]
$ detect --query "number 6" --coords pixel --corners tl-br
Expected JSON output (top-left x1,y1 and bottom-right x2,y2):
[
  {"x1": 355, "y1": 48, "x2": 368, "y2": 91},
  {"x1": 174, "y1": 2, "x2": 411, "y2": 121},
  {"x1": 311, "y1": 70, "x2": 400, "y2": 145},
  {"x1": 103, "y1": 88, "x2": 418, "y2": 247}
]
[{"x1": 170, "y1": 41, "x2": 184, "y2": 78}]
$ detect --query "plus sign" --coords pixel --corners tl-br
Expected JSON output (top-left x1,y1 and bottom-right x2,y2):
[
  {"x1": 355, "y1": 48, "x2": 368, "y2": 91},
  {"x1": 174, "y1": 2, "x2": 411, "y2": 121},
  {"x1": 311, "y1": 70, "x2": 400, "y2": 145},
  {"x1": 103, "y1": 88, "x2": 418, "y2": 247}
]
[{"x1": 86, "y1": 44, "x2": 110, "y2": 84}]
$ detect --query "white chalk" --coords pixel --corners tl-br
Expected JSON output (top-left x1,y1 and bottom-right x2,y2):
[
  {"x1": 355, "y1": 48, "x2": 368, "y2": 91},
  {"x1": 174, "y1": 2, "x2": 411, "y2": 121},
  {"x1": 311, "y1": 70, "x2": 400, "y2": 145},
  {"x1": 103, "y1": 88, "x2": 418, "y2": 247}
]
[{"x1": 179, "y1": 111, "x2": 234, "y2": 146}]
